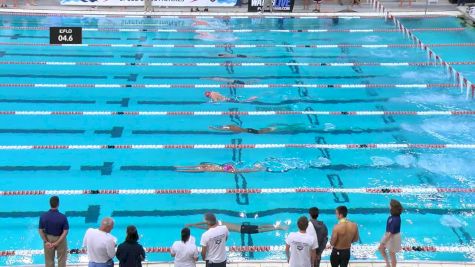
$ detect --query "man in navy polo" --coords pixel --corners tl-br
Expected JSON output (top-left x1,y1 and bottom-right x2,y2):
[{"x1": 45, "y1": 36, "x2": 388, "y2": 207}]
[{"x1": 38, "y1": 196, "x2": 69, "y2": 267}]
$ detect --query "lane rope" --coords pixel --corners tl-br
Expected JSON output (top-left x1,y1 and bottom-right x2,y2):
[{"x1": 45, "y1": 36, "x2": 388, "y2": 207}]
[
  {"x1": 0, "y1": 187, "x2": 474, "y2": 196},
  {"x1": 367, "y1": 0, "x2": 475, "y2": 99},
  {"x1": 0, "y1": 244, "x2": 473, "y2": 257},
  {"x1": 0, "y1": 144, "x2": 473, "y2": 150},
  {"x1": 0, "y1": 83, "x2": 458, "y2": 88},
  {"x1": 1, "y1": 110, "x2": 475, "y2": 116},
  {"x1": 2, "y1": 61, "x2": 475, "y2": 67},
  {"x1": 0, "y1": 25, "x2": 466, "y2": 33},
  {"x1": 0, "y1": 10, "x2": 456, "y2": 19},
  {"x1": 1, "y1": 41, "x2": 475, "y2": 48}
]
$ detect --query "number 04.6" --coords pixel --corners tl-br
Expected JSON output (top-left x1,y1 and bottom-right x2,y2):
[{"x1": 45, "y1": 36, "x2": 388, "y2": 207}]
[{"x1": 58, "y1": 35, "x2": 73, "y2": 42}]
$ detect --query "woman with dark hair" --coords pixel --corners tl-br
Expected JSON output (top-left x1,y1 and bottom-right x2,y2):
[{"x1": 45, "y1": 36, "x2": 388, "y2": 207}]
[
  {"x1": 170, "y1": 227, "x2": 198, "y2": 267},
  {"x1": 378, "y1": 199, "x2": 403, "y2": 267},
  {"x1": 116, "y1": 226, "x2": 146, "y2": 267}
]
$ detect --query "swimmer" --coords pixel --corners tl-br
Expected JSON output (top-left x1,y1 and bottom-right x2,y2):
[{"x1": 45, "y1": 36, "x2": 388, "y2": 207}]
[
  {"x1": 192, "y1": 20, "x2": 209, "y2": 26},
  {"x1": 175, "y1": 162, "x2": 264, "y2": 173},
  {"x1": 186, "y1": 221, "x2": 288, "y2": 234},
  {"x1": 210, "y1": 123, "x2": 306, "y2": 134},
  {"x1": 218, "y1": 53, "x2": 249, "y2": 58},
  {"x1": 210, "y1": 125, "x2": 276, "y2": 134},
  {"x1": 204, "y1": 91, "x2": 257, "y2": 103}
]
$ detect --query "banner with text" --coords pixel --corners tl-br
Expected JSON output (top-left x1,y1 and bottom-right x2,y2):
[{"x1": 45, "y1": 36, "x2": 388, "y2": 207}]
[
  {"x1": 61, "y1": 0, "x2": 238, "y2": 7},
  {"x1": 247, "y1": 0, "x2": 294, "y2": 12}
]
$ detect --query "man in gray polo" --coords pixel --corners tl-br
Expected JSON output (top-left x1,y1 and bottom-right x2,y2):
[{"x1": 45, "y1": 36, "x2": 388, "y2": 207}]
[{"x1": 38, "y1": 196, "x2": 69, "y2": 267}]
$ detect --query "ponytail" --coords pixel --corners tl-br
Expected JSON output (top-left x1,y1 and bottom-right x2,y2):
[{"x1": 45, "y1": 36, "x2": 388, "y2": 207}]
[{"x1": 181, "y1": 227, "x2": 191, "y2": 243}]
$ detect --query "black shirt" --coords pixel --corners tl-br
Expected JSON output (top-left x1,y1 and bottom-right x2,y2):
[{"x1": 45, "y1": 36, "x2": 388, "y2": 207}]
[{"x1": 116, "y1": 241, "x2": 146, "y2": 267}]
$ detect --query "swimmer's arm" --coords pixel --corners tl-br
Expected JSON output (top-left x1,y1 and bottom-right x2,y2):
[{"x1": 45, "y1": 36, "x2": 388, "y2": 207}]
[
  {"x1": 186, "y1": 222, "x2": 208, "y2": 230},
  {"x1": 209, "y1": 126, "x2": 224, "y2": 131},
  {"x1": 352, "y1": 226, "x2": 360, "y2": 243},
  {"x1": 285, "y1": 244, "x2": 291, "y2": 263},
  {"x1": 310, "y1": 248, "x2": 317, "y2": 267},
  {"x1": 330, "y1": 227, "x2": 338, "y2": 247}
]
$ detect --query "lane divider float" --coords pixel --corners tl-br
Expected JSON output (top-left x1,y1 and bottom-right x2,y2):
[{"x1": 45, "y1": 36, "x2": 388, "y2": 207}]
[
  {"x1": 0, "y1": 83, "x2": 458, "y2": 89},
  {"x1": 0, "y1": 143, "x2": 473, "y2": 150},
  {"x1": 0, "y1": 187, "x2": 474, "y2": 196},
  {"x1": 1, "y1": 41, "x2": 475, "y2": 49},
  {"x1": 2, "y1": 61, "x2": 475, "y2": 67},
  {"x1": 1, "y1": 110, "x2": 474, "y2": 116},
  {"x1": 0, "y1": 25, "x2": 465, "y2": 33},
  {"x1": 0, "y1": 244, "x2": 473, "y2": 257}
]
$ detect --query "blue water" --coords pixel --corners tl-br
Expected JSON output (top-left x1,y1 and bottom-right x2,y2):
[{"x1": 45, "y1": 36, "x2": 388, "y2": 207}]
[{"x1": 0, "y1": 13, "x2": 474, "y2": 265}]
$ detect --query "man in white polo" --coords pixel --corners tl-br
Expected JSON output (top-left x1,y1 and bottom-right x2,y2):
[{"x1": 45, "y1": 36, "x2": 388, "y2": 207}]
[
  {"x1": 200, "y1": 213, "x2": 229, "y2": 267},
  {"x1": 82, "y1": 217, "x2": 117, "y2": 267}
]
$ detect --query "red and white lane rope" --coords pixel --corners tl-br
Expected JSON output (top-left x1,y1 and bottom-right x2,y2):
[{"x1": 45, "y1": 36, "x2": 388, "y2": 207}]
[
  {"x1": 0, "y1": 187, "x2": 474, "y2": 196},
  {"x1": 0, "y1": 244, "x2": 473, "y2": 257},
  {"x1": 0, "y1": 83, "x2": 458, "y2": 89},
  {"x1": 1, "y1": 110, "x2": 475, "y2": 116},
  {"x1": 2, "y1": 61, "x2": 475, "y2": 67},
  {"x1": 0, "y1": 144, "x2": 473, "y2": 150},
  {"x1": 1, "y1": 41, "x2": 475, "y2": 49},
  {"x1": 367, "y1": 0, "x2": 475, "y2": 99},
  {"x1": 0, "y1": 25, "x2": 465, "y2": 33},
  {"x1": 0, "y1": 10, "x2": 455, "y2": 19}
]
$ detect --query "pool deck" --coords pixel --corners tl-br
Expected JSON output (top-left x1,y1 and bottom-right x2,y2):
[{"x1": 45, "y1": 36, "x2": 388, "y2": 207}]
[{"x1": 18, "y1": 261, "x2": 475, "y2": 267}]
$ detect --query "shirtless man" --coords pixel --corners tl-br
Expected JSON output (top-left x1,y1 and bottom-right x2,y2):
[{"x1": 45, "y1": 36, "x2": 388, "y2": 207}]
[
  {"x1": 187, "y1": 221, "x2": 288, "y2": 235},
  {"x1": 330, "y1": 206, "x2": 359, "y2": 267}
]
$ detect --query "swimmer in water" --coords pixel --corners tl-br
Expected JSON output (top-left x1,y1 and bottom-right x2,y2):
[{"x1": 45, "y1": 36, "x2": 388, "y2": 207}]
[
  {"x1": 186, "y1": 221, "x2": 288, "y2": 234},
  {"x1": 218, "y1": 53, "x2": 249, "y2": 58},
  {"x1": 204, "y1": 91, "x2": 257, "y2": 103},
  {"x1": 201, "y1": 77, "x2": 260, "y2": 84},
  {"x1": 210, "y1": 123, "x2": 306, "y2": 134},
  {"x1": 175, "y1": 162, "x2": 264, "y2": 173},
  {"x1": 210, "y1": 125, "x2": 277, "y2": 134}
]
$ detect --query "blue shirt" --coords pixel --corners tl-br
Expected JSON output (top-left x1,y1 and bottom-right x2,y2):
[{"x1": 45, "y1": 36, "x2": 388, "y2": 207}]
[
  {"x1": 39, "y1": 209, "x2": 69, "y2": 236},
  {"x1": 386, "y1": 215, "x2": 401, "y2": 234}
]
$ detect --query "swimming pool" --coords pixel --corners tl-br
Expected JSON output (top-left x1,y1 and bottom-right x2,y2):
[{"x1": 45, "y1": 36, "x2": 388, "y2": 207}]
[{"x1": 0, "y1": 11, "x2": 474, "y2": 265}]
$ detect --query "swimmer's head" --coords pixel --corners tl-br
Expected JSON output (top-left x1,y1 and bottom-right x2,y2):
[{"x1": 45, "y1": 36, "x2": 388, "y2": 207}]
[
  {"x1": 204, "y1": 91, "x2": 212, "y2": 98},
  {"x1": 222, "y1": 164, "x2": 235, "y2": 172}
]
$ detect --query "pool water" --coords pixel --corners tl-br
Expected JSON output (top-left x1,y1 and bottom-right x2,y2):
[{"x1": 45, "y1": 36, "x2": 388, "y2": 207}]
[{"x1": 0, "y1": 13, "x2": 474, "y2": 265}]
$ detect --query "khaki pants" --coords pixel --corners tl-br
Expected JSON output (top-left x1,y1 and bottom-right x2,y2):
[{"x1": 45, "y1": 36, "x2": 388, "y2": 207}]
[
  {"x1": 144, "y1": 0, "x2": 153, "y2": 11},
  {"x1": 44, "y1": 234, "x2": 67, "y2": 267}
]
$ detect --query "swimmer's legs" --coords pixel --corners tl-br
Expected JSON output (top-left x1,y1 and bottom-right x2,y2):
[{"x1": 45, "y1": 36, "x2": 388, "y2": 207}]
[
  {"x1": 257, "y1": 224, "x2": 288, "y2": 232},
  {"x1": 379, "y1": 247, "x2": 390, "y2": 267},
  {"x1": 389, "y1": 251, "x2": 397, "y2": 267}
]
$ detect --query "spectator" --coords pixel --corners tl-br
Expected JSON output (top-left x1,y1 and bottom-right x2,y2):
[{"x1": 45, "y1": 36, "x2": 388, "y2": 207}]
[
  {"x1": 313, "y1": 0, "x2": 323, "y2": 12},
  {"x1": 307, "y1": 207, "x2": 328, "y2": 267},
  {"x1": 0, "y1": 0, "x2": 6, "y2": 8},
  {"x1": 200, "y1": 213, "x2": 229, "y2": 267},
  {"x1": 83, "y1": 217, "x2": 117, "y2": 267},
  {"x1": 144, "y1": 0, "x2": 153, "y2": 12},
  {"x1": 116, "y1": 225, "x2": 145, "y2": 267},
  {"x1": 399, "y1": 0, "x2": 411, "y2": 7},
  {"x1": 330, "y1": 206, "x2": 359, "y2": 267},
  {"x1": 378, "y1": 199, "x2": 403, "y2": 267},
  {"x1": 285, "y1": 216, "x2": 318, "y2": 267},
  {"x1": 38, "y1": 196, "x2": 69, "y2": 267},
  {"x1": 171, "y1": 227, "x2": 199, "y2": 267}
]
